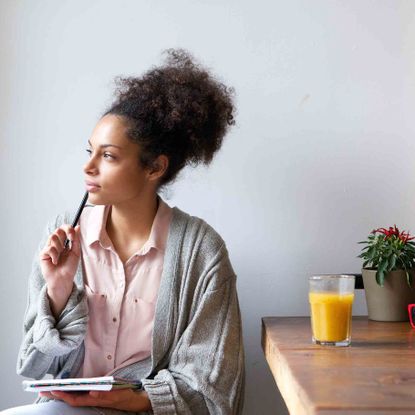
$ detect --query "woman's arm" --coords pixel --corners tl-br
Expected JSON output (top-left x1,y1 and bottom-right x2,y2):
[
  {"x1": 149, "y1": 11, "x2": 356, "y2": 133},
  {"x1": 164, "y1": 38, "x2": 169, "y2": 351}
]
[
  {"x1": 142, "y1": 271, "x2": 245, "y2": 415},
  {"x1": 39, "y1": 389, "x2": 153, "y2": 412},
  {"x1": 16, "y1": 214, "x2": 89, "y2": 379}
]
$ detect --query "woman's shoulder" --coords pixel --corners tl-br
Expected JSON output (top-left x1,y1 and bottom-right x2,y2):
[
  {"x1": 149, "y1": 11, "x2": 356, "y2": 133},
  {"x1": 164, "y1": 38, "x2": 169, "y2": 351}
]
[
  {"x1": 170, "y1": 206, "x2": 227, "y2": 253},
  {"x1": 169, "y1": 206, "x2": 236, "y2": 289}
]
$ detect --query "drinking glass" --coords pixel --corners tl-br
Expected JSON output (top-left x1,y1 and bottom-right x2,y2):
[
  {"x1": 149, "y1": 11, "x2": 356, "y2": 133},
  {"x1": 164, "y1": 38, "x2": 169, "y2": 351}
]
[{"x1": 309, "y1": 275, "x2": 355, "y2": 346}]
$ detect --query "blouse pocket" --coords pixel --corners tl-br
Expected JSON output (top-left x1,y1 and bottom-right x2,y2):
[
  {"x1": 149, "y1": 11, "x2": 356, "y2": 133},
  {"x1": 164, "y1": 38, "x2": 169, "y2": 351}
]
[
  {"x1": 133, "y1": 267, "x2": 162, "y2": 304},
  {"x1": 85, "y1": 285, "x2": 107, "y2": 318},
  {"x1": 84, "y1": 284, "x2": 108, "y2": 347},
  {"x1": 85, "y1": 283, "x2": 106, "y2": 298},
  {"x1": 121, "y1": 295, "x2": 156, "y2": 354}
]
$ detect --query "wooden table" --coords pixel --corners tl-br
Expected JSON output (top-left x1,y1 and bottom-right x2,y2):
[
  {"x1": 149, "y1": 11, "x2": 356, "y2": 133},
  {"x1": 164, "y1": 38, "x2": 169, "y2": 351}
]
[{"x1": 261, "y1": 316, "x2": 415, "y2": 415}]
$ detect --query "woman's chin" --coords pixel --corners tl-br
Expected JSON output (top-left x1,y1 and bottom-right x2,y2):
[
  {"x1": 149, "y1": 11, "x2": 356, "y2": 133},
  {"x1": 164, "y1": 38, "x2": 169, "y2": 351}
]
[{"x1": 86, "y1": 193, "x2": 106, "y2": 205}]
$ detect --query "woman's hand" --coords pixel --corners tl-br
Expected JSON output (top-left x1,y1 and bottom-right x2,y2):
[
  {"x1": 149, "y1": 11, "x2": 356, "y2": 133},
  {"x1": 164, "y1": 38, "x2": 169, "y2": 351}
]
[
  {"x1": 39, "y1": 389, "x2": 152, "y2": 412},
  {"x1": 39, "y1": 224, "x2": 82, "y2": 318},
  {"x1": 40, "y1": 224, "x2": 82, "y2": 292}
]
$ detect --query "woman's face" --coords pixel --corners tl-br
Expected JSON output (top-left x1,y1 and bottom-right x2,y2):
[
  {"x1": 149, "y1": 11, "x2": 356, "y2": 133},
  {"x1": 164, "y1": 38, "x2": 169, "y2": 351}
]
[{"x1": 83, "y1": 114, "x2": 153, "y2": 206}]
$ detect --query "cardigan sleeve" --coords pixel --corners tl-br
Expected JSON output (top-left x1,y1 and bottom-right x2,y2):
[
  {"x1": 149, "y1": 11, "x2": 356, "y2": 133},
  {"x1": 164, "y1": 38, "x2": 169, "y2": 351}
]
[
  {"x1": 141, "y1": 272, "x2": 245, "y2": 415},
  {"x1": 16, "y1": 214, "x2": 89, "y2": 379}
]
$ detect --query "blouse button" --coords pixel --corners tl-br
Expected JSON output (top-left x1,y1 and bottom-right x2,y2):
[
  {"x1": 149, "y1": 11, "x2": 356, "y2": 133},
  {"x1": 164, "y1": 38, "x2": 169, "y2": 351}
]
[
  {"x1": 134, "y1": 299, "x2": 138, "y2": 303},
  {"x1": 113, "y1": 317, "x2": 117, "y2": 322},
  {"x1": 107, "y1": 354, "x2": 112, "y2": 360}
]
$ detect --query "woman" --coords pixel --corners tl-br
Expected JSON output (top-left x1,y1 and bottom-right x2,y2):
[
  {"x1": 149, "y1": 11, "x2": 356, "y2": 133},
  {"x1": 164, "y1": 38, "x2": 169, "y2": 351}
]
[{"x1": 5, "y1": 49, "x2": 245, "y2": 415}]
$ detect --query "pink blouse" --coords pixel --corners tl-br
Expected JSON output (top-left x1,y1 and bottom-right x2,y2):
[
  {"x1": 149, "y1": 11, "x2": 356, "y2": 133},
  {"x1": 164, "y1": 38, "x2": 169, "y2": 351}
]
[{"x1": 76, "y1": 197, "x2": 173, "y2": 377}]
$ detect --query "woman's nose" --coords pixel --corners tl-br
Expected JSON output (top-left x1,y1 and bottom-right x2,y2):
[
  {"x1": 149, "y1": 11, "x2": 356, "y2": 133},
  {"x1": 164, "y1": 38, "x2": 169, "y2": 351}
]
[{"x1": 83, "y1": 158, "x2": 98, "y2": 175}]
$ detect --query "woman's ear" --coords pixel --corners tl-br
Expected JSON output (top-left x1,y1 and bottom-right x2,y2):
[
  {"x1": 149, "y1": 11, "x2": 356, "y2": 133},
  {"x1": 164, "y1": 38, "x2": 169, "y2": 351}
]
[{"x1": 147, "y1": 155, "x2": 169, "y2": 182}]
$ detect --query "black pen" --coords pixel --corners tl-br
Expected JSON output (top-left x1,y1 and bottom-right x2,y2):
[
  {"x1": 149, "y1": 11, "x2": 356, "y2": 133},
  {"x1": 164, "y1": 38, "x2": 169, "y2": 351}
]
[{"x1": 64, "y1": 191, "x2": 89, "y2": 249}]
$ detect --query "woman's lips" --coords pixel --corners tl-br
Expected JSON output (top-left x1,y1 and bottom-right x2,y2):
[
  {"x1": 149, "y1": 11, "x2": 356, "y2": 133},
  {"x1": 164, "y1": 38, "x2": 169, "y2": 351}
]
[{"x1": 85, "y1": 182, "x2": 100, "y2": 192}]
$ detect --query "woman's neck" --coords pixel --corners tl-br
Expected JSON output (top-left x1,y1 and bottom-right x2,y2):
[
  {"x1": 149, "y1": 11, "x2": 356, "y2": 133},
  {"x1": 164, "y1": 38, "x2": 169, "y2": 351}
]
[{"x1": 106, "y1": 193, "x2": 159, "y2": 249}]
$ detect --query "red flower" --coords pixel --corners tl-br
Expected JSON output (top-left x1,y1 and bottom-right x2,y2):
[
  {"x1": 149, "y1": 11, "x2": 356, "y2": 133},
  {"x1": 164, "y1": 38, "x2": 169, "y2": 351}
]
[{"x1": 373, "y1": 225, "x2": 415, "y2": 243}]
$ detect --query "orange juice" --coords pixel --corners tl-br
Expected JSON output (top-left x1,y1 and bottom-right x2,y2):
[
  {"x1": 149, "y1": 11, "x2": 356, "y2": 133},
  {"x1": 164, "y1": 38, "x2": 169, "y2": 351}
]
[{"x1": 309, "y1": 292, "x2": 354, "y2": 343}]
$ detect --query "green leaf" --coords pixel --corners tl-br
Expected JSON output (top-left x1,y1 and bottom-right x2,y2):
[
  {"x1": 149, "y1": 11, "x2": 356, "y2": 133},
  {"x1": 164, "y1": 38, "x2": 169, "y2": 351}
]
[
  {"x1": 368, "y1": 247, "x2": 376, "y2": 260},
  {"x1": 389, "y1": 254, "x2": 397, "y2": 271},
  {"x1": 363, "y1": 260, "x2": 370, "y2": 268},
  {"x1": 378, "y1": 258, "x2": 389, "y2": 274},
  {"x1": 376, "y1": 270, "x2": 385, "y2": 287},
  {"x1": 407, "y1": 271, "x2": 413, "y2": 288}
]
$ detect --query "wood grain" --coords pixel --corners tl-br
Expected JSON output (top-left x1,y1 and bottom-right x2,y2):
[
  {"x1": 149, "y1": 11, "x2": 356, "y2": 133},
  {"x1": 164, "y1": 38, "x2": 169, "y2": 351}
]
[{"x1": 262, "y1": 316, "x2": 415, "y2": 415}]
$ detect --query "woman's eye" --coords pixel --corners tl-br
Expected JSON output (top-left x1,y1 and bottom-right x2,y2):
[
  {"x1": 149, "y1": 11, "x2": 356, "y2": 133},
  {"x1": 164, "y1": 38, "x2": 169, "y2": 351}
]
[{"x1": 85, "y1": 149, "x2": 115, "y2": 160}]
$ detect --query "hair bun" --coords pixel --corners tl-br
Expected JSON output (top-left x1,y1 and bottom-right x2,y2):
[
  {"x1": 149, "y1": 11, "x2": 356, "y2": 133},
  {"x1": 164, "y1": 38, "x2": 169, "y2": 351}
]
[{"x1": 103, "y1": 48, "x2": 236, "y2": 188}]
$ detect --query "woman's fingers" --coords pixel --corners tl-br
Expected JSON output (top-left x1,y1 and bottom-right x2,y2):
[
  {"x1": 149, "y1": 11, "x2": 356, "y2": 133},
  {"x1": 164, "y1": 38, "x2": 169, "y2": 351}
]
[
  {"x1": 39, "y1": 391, "x2": 54, "y2": 399},
  {"x1": 43, "y1": 225, "x2": 78, "y2": 264},
  {"x1": 40, "y1": 245, "x2": 59, "y2": 265},
  {"x1": 40, "y1": 226, "x2": 68, "y2": 265},
  {"x1": 61, "y1": 224, "x2": 76, "y2": 244},
  {"x1": 49, "y1": 233, "x2": 64, "y2": 253}
]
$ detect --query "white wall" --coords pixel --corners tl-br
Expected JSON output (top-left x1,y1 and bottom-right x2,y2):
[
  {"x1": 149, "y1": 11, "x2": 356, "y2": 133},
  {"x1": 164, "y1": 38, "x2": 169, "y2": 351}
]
[{"x1": 1, "y1": 0, "x2": 415, "y2": 413}]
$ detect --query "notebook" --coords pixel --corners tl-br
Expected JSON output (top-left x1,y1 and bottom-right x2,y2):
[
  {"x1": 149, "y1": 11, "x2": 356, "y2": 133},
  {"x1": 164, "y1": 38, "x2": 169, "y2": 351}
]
[{"x1": 23, "y1": 376, "x2": 142, "y2": 392}]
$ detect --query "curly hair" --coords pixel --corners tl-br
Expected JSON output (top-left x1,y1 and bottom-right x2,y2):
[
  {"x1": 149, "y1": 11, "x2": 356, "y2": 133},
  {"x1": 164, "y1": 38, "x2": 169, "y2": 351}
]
[{"x1": 101, "y1": 48, "x2": 236, "y2": 189}]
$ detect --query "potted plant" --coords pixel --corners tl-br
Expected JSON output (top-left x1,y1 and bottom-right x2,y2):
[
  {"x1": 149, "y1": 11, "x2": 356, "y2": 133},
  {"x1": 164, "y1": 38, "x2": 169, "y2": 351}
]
[{"x1": 358, "y1": 225, "x2": 415, "y2": 321}]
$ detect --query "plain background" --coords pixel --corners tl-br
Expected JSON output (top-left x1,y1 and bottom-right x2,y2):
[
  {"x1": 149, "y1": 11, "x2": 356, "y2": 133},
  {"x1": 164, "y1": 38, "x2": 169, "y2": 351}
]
[{"x1": 1, "y1": 0, "x2": 415, "y2": 413}]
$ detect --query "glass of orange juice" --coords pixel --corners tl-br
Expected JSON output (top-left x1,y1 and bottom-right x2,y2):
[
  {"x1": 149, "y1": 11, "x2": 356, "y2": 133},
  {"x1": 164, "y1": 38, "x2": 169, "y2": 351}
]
[{"x1": 309, "y1": 275, "x2": 355, "y2": 346}]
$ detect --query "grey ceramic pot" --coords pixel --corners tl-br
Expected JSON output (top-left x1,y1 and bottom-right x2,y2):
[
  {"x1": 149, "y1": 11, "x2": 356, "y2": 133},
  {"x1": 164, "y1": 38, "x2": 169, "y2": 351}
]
[{"x1": 362, "y1": 269, "x2": 415, "y2": 321}]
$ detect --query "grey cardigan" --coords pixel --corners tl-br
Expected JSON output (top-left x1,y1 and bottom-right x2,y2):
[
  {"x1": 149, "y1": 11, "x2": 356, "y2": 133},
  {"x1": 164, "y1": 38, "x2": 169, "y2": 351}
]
[{"x1": 16, "y1": 206, "x2": 245, "y2": 415}]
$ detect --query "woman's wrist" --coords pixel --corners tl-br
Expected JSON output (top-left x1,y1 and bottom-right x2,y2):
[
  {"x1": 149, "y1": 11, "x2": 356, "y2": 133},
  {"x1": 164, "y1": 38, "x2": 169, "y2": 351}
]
[
  {"x1": 46, "y1": 284, "x2": 73, "y2": 319},
  {"x1": 129, "y1": 390, "x2": 152, "y2": 412}
]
